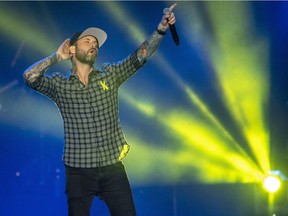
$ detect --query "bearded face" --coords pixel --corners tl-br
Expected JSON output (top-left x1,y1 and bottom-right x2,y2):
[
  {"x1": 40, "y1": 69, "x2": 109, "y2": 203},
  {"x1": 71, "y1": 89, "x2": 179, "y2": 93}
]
[{"x1": 74, "y1": 45, "x2": 98, "y2": 66}]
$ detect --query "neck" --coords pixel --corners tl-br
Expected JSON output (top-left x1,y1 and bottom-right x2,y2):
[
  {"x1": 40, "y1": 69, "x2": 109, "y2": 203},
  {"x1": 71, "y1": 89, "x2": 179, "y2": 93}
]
[{"x1": 72, "y1": 62, "x2": 93, "y2": 86}]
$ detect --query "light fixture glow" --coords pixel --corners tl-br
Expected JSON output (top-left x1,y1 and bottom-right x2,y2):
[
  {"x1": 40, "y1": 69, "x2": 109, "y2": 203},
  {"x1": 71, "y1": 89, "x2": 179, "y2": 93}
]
[{"x1": 263, "y1": 175, "x2": 281, "y2": 193}]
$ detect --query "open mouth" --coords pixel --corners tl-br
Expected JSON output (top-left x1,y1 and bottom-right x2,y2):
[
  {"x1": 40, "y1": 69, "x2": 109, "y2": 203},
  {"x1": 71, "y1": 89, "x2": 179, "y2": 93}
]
[{"x1": 89, "y1": 49, "x2": 96, "y2": 54}]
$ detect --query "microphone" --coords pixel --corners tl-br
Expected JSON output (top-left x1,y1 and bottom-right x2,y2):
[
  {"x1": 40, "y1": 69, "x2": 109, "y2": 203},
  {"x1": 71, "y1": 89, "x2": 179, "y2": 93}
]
[{"x1": 163, "y1": 8, "x2": 180, "y2": 46}]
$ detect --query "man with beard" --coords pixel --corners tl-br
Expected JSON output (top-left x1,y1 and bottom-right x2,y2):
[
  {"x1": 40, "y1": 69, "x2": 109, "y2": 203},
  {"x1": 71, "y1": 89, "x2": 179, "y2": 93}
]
[{"x1": 23, "y1": 3, "x2": 176, "y2": 216}]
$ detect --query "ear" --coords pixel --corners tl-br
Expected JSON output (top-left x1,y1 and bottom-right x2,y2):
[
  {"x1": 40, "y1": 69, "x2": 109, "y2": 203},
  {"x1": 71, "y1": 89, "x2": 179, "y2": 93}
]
[{"x1": 69, "y1": 46, "x2": 76, "y2": 54}]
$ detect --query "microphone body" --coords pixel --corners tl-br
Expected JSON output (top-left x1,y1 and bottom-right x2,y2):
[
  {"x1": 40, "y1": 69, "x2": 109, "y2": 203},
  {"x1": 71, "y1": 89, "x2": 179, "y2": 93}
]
[
  {"x1": 163, "y1": 8, "x2": 180, "y2": 46},
  {"x1": 169, "y1": 24, "x2": 180, "y2": 46}
]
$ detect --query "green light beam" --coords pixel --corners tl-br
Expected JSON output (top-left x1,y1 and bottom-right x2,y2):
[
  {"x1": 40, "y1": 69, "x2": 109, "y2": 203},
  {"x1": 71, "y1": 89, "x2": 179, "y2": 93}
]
[{"x1": 205, "y1": 1, "x2": 270, "y2": 173}]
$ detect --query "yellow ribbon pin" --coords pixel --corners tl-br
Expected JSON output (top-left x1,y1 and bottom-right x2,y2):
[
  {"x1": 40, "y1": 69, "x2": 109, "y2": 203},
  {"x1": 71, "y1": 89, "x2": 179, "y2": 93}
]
[{"x1": 99, "y1": 81, "x2": 109, "y2": 90}]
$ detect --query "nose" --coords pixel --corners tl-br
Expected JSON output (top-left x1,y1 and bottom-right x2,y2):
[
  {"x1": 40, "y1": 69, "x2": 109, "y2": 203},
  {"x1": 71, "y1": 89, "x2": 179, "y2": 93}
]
[{"x1": 92, "y1": 41, "x2": 99, "y2": 49}]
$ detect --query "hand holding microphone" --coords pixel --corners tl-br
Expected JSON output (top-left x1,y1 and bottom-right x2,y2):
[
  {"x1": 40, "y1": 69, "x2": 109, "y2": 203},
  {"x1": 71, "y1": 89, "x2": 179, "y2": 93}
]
[{"x1": 162, "y1": 3, "x2": 179, "y2": 46}]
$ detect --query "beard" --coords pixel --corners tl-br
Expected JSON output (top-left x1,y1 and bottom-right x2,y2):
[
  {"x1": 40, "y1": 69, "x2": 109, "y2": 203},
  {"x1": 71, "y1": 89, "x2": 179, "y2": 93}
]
[{"x1": 75, "y1": 47, "x2": 97, "y2": 66}]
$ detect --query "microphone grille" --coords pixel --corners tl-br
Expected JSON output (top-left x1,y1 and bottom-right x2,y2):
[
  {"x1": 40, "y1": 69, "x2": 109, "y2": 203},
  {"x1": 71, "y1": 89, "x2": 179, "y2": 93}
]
[{"x1": 163, "y1": 8, "x2": 171, "y2": 15}]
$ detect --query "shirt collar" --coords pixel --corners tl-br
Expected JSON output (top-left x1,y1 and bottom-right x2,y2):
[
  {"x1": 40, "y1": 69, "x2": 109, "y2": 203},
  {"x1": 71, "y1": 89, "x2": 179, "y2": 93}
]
[{"x1": 66, "y1": 68, "x2": 99, "y2": 80}]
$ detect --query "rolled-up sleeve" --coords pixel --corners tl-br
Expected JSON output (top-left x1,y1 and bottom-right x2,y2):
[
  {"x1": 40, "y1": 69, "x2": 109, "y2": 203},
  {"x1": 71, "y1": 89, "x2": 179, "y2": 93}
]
[{"x1": 25, "y1": 75, "x2": 57, "y2": 101}]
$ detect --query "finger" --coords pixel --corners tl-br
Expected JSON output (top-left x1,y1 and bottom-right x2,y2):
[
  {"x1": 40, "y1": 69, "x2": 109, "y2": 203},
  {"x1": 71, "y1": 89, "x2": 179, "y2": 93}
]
[
  {"x1": 168, "y1": 12, "x2": 175, "y2": 19},
  {"x1": 168, "y1": 17, "x2": 176, "y2": 25},
  {"x1": 166, "y1": 12, "x2": 175, "y2": 21},
  {"x1": 64, "y1": 39, "x2": 70, "y2": 46},
  {"x1": 169, "y1": 3, "x2": 177, "y2": 12},
  {"x1": 164, "y1": 12, "x2": 174, "y2": 21},
  {"x1": 164, "y1": 14, "x2": 171, "y2": 19}
]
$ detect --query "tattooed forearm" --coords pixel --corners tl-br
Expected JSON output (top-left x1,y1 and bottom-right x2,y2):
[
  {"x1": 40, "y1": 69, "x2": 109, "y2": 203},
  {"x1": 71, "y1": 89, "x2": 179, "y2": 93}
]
[
  {"x1": 137, "y1": 29, "x2": 165, "y2": 62},
  {"x1": 23, "y1": 53, "x2": 61, "y2": 84}
]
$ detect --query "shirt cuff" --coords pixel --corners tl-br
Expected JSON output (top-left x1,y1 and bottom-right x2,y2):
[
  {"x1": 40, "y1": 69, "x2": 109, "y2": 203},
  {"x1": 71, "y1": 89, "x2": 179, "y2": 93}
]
[{"x1": 24, "y1": 75, "x2": 42, "y2": 89}]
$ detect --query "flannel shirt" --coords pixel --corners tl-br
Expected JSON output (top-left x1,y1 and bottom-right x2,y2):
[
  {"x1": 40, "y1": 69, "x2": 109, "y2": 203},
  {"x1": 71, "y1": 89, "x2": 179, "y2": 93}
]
[{"x1": 26, "y1": 50, "x2": 145, "y2": 168}]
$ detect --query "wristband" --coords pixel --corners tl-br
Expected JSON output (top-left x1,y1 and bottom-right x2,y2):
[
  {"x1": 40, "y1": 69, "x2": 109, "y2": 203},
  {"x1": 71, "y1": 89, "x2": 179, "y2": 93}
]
[{"x1": 156, "y1": 28, "x2": 166, "y2": 36}]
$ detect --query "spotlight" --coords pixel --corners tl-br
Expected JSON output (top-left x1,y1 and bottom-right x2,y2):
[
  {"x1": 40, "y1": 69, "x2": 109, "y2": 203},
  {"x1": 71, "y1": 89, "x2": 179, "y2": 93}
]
[
  {"x1": 263, "y1": 170, "x2": 286, "y2": 193},
  {"x1": 263, "y1": 175, "x2": 281, "y2": 193}
]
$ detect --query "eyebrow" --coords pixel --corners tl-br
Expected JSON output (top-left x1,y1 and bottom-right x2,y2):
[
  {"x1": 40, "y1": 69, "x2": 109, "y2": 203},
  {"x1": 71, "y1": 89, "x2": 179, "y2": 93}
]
[
  {"x1": 84, "y1": 36, "x2": 97, "y2": 41},
  {"x1": 84, "y1": 37, "x2": 97, "y2": 42},
  {"x1": 80, "y1": 36, "x2": 99, "y2": 48}
]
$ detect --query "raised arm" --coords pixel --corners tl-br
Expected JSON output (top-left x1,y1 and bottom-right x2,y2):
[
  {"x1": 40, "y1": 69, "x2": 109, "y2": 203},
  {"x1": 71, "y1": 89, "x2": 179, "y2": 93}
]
[
  {"x1": 23, "y1": 39, "x2": 71, "y2": 85},
  {"x1": 137, "y1": 3, "x2": 177, "y2": 62}
]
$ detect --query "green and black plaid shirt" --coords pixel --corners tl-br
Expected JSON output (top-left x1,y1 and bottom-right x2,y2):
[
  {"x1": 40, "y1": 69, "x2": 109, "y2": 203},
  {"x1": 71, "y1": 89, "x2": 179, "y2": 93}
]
[{"x1": 26, "y1": 51, "x2": 145, "y2": 168}]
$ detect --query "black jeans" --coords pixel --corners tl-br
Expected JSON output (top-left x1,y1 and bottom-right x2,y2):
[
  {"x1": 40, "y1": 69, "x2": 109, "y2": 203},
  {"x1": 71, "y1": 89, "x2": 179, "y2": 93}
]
[{"x1": 65, "y1": 162, "x2": 136, "y2": 216}]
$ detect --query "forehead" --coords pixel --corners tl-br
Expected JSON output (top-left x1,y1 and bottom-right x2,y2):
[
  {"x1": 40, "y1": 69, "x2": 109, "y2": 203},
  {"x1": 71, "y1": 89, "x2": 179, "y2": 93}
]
[{"x1": 78, "y1": 35, "x2": 98, "y2": 43}]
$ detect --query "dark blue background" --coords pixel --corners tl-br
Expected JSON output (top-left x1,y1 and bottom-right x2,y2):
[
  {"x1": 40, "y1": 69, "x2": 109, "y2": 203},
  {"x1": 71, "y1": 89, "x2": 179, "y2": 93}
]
[{"x1": 1, "y1": 1, "x2": 288, "y2": 215}]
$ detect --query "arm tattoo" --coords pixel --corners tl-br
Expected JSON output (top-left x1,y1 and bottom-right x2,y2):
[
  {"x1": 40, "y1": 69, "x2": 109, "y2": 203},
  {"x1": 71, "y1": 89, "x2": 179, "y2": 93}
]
[
  {"x1": 137, "y1": 30, "x2": 164, "y2": 62},
  {"x1": 23, "y1": 53, "x2": 61, "y2": 84}
]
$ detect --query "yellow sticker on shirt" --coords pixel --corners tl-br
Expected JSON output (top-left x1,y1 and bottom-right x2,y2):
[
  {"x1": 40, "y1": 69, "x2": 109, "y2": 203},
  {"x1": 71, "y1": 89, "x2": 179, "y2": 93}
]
[{"x1": 99, "y1": 81, "x2": 109, "y2": 90}]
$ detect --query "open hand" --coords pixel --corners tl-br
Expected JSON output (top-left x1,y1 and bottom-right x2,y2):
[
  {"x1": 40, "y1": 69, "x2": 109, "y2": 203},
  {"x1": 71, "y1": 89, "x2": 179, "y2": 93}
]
[{"x1": 56, "y1": 39, "x2": 72, "y2": 61}]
